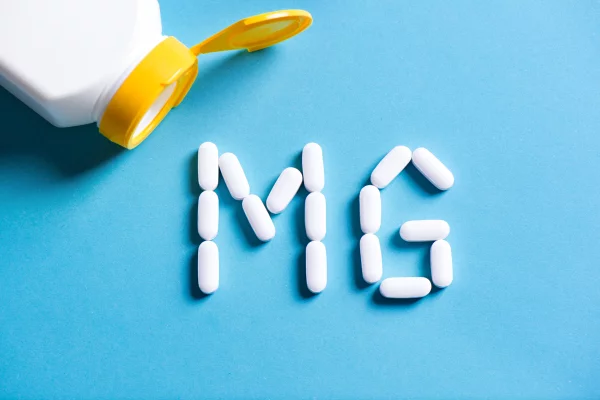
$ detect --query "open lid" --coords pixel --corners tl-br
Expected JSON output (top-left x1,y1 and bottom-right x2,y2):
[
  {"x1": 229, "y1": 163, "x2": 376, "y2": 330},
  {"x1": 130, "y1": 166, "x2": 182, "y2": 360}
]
[{"x1": 191, "y1": 10, "x2": 312, "y2": 54}]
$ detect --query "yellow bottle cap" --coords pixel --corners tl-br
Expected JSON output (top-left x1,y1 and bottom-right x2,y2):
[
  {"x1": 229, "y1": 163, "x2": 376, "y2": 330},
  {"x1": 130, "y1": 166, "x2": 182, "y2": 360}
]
[
  {"x1": 99, "y1": 10, "x2": 312, "y2": 149},
  {"x1": 191, "y1": 10, "x2": 313, "y2": 54}
]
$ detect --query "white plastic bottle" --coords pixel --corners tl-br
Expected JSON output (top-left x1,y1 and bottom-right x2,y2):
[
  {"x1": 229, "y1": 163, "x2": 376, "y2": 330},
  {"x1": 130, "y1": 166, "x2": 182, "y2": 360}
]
[{"x1": 0, "y1": 1, "x2": 312, "y2": 149}]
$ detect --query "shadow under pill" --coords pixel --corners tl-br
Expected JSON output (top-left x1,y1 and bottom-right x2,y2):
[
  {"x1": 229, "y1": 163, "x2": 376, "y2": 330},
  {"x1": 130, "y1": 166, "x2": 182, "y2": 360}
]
[
  {"x1": 293, "y1": 187, "x2": 309, "y2": 245},
  {"x1": 361, "y1": 158, "x2": 381, "y2": 187},
  {"x1": 352, "y1": 241, "x2": 371, "y2": 291},
  {"x1": 404, "y1": 162, "x2": 446, "y2": 196},
  {"x1": 295, "y1": 248, "x2": 317, "y2": 300},
  {"x1": 291, "y1": 151, "x2": 303, "y2": 172},
  {"x1": 188, "y1": 151, "x2": 201, "y2": 197},
  {"x1": 349, "y1": 195, "x2": 371, "y2": 291},
  {"x1": 292, "y1": 189, "x2": 316, "y2": 299},
  {"x1": 371, "y1": 287, "x2": 424, "y2": 306},
  {"x1": 187, "y1": 250, "x2": 211, "y2": 301},
  {"x1": 263, "y1": 175, "x2": 280, "y2": 210},
  {"x1": 348, "y1": 158, "x2": 382, "y2": 291},
  {"x1": 188, "y1": 200, "x2": 201, "y2": 246}
]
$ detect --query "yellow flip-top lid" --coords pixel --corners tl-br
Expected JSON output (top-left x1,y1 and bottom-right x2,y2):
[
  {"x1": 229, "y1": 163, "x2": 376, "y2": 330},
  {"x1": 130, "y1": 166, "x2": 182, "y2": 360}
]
[
  {"x1": 99, "y1": 10, "x2": 312, "y2": 149},
  {"x1": 191, "y1": 10, "x2": 312, "y2": 54}
]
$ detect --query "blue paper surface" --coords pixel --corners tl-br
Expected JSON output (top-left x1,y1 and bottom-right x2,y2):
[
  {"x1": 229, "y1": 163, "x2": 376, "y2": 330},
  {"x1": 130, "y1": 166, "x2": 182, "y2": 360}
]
[{"x1": 1, "y1": 1, "x2": 600, "y2": 398}]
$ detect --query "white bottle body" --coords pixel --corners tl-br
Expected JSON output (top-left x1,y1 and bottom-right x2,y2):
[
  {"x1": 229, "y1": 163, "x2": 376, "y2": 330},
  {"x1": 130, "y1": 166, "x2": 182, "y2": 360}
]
[{"x1": 0, "y1": 0, "x2": 165, "y2": 127}]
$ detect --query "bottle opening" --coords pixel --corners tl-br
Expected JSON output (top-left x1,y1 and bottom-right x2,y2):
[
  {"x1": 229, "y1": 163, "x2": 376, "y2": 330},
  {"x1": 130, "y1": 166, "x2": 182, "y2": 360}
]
[
  {"x1": 98, "y1": 37, "x2": 198, "y2": 149},
  {"x1": 129, "y1": 82, "x2": 178, "y2": 144}
]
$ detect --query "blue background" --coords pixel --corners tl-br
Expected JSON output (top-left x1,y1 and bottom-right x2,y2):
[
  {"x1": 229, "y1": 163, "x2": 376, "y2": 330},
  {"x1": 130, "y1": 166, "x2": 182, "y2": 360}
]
[{"x1": 1, "y1": 1, "x2": 600, "y2": 398}]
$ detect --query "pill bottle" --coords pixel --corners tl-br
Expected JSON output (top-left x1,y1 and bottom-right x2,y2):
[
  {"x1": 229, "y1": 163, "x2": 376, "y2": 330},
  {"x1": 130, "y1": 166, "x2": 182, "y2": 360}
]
[{"x1": 0, "y1": 1, "x2": 311, "y2": 149}]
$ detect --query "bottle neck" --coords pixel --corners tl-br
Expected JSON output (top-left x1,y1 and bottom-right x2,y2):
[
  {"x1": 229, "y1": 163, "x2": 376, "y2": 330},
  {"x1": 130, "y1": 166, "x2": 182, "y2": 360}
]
[
  {"x1": 96, "y1": 36, "x2": 199, "y2": 149},
  {"x1": 93, "y1": 35, "x2": 168, "y2": 124}
]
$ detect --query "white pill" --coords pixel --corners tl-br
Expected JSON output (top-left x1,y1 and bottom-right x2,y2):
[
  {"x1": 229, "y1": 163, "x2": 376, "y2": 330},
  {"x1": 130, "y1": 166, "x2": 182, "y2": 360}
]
[
  {"x1": 379, "y1": 277, "x2": 432, "y2": 299},
  {"x1": 219, "y1": 153, "x2": 250, "y2": 200},
  {"x1": 198, "y1": 241, "x2": 219, "y2": 294},
  {"x1": 359, "y1": 185, "x2": 381, "y2": 234},
  {"x1": 266, "y1": 167, "x2": 303, "y2": 214},
  {"x1": 198, "y1": 142, "x2": 219, "y2": 191},
  {"x1": 305, "y1": 192, "x2": 326, "y2": 241},
  {"x1": 370, "y1": 146, "x2": 412, "y2": 189},
  {"x1": 242, "y1": 195, "x2": 276, "y2": 242},
  {"x1": 431, "y1": 240, "x2": 453, "y2": 288},
  {"x1": 197, "y1": 190, "x2": 219, "y2": 241},
  {"x1": 411, "y1": 147, "x2": 454, "y2": 190},
  {"x1": 302, "y1": 143, "x2": 324, "y2": 192},
  {"x1": 306, "y1": 241, "x2": 327, "y2": 293},
  {"x1": 360, "y1": 233, "x2": 382, "y2": 284},
  {"x1": 400, "y1": 220, "x2": 450, "y2": 242}
]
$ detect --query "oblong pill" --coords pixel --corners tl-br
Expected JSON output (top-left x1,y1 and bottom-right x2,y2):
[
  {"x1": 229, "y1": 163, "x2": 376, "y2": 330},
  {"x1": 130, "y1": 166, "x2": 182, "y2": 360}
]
[
  {"x1": 359, "y1": 185, "x2": 381, "y2": 234},
  {"x1": 411, "y1": 147, "x2": 454, "y2": 190},
  {"x1": 379, "y1": 277, "x2": 431, "y2": 299},
  {"x1": 305, "y1": 192, "x2": 326, "y2": 241},
  {"x1": 242, "y1": 194, "x2": 276, "y2": 242},
  {"x1": 431, "y1": 240, "x2": 453, "y2": 288},
  {"x1": 197, "y1": 190, "x2": 219, "y2": 241},
  {"x1": 306, "y1": 241, "x2": 327, "y2": 293},
  {"x1": 302, "y1": 143, "x2": 324, "y2": 192},
  {"x1": 370, "y1": 146, "x2": 412, "y2": 189},
  {"x1": 219, "y1": 152, "x2": 250, "y2": 200},
  {"x1": 400, "y1": 220, "x2": 450, "y2": 242},
  {"x1": 360, "y1": 233, "x2": 382, "y2": 284},
  {"x1": 266, "y1": 167, "x2": 303, "y2": 214},
  {"x1": 198, "y1": 142, "x2": 219, "y2": 191},
  {"x1": 198, "y1": 241, "x2": 219, "y2": 294}
]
